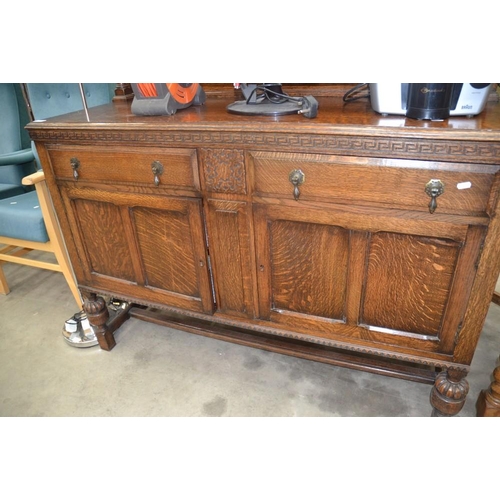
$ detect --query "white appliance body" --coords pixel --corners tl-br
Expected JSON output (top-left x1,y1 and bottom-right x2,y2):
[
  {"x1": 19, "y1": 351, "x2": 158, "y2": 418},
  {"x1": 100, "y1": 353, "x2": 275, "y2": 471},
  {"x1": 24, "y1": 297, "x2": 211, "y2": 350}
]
[{"x1": 369, "y1": 83, "x2": 493, "y2": 117}]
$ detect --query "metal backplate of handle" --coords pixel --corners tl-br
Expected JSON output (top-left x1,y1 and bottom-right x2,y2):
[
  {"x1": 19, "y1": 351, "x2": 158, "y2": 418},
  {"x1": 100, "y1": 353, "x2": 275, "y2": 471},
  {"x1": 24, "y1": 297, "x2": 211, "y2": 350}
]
[
  {"x1": 151, "y1": 161, "x2": 164, "y2": 186},
  {"x1": 70, "y1": 157, "x2": 80, "y2": 180},
  {"x1": 289, "y1": 169, "x2": 305, "y2": 200},
  {"x1": 425, "y1": 179, "x2": 445, "y2": 214}
]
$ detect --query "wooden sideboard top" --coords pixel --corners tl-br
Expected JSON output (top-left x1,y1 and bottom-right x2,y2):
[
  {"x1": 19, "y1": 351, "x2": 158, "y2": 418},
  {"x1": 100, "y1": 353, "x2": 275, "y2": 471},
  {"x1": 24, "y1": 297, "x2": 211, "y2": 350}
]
[{"x1": 26, "y1": 95, "x2": 500, "y2": 143}]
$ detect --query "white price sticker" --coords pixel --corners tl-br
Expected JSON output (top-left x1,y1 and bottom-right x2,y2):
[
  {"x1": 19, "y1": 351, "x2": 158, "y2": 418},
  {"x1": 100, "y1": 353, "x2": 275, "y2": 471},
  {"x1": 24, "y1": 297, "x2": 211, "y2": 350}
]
[{"x1": 457, "y1": 182, "x2": 472, "y2": 190}]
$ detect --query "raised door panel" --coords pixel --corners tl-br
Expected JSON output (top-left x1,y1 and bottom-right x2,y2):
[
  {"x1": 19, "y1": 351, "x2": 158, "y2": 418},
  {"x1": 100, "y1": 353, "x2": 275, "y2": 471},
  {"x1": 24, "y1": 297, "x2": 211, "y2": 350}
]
[
  {"x1": 254, "y1": 204, "x2": 349, "y2": 331},
  {"x1": 269, "y1": 219, "x2": 348, "y2": 319},
  {"x1": 133, "y1": 206, "x2": 203, "y2": 298},
  {"x1": 361, "y1": 232, "x2": 459, "y2": 337},
  {"x1": 72, "y1": 198, "x2": 136, "y2": 282},
  {"x1": 359, "y1": 226, "x2": 485, "y2": 354},
  {"x1": 60, "y1": 187, "x2": 214, "y2": 314}
]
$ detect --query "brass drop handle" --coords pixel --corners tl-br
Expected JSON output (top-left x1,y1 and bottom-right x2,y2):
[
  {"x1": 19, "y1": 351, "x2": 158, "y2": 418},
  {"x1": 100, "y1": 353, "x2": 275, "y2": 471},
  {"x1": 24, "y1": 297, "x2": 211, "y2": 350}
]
[
  {"x1": 425, "y1": 179, "x2": 445, "y2": 214},
  {"x1": 151, "y1": 161, "x2": 164, "y2": 186},
  {"x1": 289, "y1": 169, "x2": 305, "y2": 201},
  {"x1": 70, "y1": 157, "x2": 80, "y2": 180}
]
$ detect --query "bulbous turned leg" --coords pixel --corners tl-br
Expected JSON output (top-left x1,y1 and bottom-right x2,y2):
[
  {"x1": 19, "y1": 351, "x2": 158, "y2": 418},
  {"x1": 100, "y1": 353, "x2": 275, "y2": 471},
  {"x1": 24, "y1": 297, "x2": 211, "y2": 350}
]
[
  {"x1": 476, "y1": 366, "x2": 500, "y2": 417},
  {"x1": 83, "y1": 292, "x2": 115, "y2": 351},
  {"x1": 430, "y1": 368, "x2": 469, "y2": 417}
]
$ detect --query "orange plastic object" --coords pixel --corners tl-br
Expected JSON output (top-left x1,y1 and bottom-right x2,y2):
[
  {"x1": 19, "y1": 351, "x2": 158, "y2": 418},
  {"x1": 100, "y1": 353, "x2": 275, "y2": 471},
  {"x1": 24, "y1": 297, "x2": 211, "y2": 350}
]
[
  {"x1": 136, "y1": 83, "x2": 158, "y2": 98},
  {"x1": 167, "y1": 84, "x2": 199, "y2": 104}
]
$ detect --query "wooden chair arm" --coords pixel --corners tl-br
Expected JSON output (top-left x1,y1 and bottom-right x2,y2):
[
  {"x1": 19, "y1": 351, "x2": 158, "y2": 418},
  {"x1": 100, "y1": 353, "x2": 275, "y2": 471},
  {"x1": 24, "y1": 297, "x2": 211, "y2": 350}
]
[{"x1": 22, "y1": 170, "x2": 45, "y2": 186}]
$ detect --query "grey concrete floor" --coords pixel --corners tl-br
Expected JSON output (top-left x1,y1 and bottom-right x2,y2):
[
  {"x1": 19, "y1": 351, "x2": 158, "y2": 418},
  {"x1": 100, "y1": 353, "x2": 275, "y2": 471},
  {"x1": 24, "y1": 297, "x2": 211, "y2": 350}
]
[{"x1": 1, "y1": 258, "x2": 499, "y2": 417}]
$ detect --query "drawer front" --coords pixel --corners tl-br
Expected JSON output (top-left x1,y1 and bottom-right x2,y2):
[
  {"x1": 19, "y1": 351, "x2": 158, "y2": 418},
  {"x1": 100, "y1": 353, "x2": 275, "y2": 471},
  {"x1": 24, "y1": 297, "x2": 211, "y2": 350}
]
[
  {"x1": 47, "y1": 145, "x2": 199, "y2": 191},
  {"x1": 250, "y1": 151, "x2": 497, "y2": 215}
]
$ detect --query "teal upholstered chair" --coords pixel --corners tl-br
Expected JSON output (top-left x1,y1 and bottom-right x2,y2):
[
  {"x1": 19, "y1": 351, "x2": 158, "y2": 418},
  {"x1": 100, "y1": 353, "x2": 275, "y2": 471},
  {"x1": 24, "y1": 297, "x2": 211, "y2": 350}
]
[
  {"x1": 0, "y1": 84, "x2": 114, "y2": 306},
  {"x1": 0, "y1": 83, "x2": 81, "y2": 305},
  {"x1": 0, "y1": 84, "x2": 37, "y2": 200}
]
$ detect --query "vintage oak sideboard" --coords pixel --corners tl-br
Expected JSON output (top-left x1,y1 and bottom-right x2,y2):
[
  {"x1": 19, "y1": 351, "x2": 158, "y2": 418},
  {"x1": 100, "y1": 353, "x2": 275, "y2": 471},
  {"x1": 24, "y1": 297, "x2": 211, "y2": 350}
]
[{"x1": 27, "y1": 91, "x2": 500, "y2": 416}]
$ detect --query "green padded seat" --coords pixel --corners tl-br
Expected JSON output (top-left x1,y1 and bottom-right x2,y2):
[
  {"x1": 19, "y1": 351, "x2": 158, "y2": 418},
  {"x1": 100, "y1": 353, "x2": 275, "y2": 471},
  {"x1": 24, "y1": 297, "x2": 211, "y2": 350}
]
[{"x1": 0, "y1": 190, "x2": 49, "y2": 242}]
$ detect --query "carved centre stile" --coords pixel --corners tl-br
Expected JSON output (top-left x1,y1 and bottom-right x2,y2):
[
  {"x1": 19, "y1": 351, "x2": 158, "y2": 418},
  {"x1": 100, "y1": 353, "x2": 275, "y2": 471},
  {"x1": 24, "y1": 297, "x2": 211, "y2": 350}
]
[{"x1": 201, "y1": 148, "x2": 246, "y2": 194}]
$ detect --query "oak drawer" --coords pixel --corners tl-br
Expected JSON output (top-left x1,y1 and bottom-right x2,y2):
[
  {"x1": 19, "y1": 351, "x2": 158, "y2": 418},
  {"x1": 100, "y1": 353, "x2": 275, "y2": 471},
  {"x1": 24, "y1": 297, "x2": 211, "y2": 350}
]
[
  {"x1": 250, "y1": 151, "x2": 497, "y2": 215},
  {"x1": 46, "y1": 145, "x2": 199, "y2": 191}
]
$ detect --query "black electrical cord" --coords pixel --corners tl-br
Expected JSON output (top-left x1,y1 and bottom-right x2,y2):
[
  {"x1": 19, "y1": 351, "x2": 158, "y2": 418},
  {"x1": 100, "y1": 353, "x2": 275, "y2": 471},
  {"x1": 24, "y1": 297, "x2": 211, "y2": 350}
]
[
  {"x1": 343, "y1": 83, "x2": 370, "y2": 102},
  {"x1": 245, "y1": 84, "x2": 303, "y2": 106}
]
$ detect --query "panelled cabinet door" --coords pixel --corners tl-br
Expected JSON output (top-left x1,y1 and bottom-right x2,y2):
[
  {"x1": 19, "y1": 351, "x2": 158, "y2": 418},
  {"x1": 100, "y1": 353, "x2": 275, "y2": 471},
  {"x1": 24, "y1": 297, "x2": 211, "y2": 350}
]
[
  {"x1": 204, "y1": 199, "x2": 256, "y2": 319},
  {"x1": 254, "y1": 204, "x2": 349, "y2": 331},
  {"x1": 253, "y1": 203, "x2": 485, "y2": 355},
  {"x1": 59, "y1": 186, "x2": 214, "y2": 314}
]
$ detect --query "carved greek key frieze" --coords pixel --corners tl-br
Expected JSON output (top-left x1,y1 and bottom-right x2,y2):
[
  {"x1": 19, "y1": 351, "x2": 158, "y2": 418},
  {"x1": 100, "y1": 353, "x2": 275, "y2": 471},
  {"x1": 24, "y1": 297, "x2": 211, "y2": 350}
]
[
  {"x1": 200, "y1": 148, "x2": 246, "y2": 194},
  {"x1": 28, "y1": 129, "x2": 500, "y2": 163}
]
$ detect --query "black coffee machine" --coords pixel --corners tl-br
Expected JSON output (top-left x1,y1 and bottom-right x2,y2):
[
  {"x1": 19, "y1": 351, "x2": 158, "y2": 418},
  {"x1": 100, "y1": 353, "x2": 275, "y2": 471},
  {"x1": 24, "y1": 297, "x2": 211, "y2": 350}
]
[{"x1": 405, "y1": 83, "x2": 454, "y2": 120}]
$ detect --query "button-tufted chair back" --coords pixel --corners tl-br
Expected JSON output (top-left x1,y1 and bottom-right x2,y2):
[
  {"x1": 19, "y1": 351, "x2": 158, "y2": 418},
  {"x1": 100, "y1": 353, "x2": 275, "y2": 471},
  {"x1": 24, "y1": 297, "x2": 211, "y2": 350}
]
[{"x1": 25, "y1": 83, "x2": 115, "y2": 120}]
